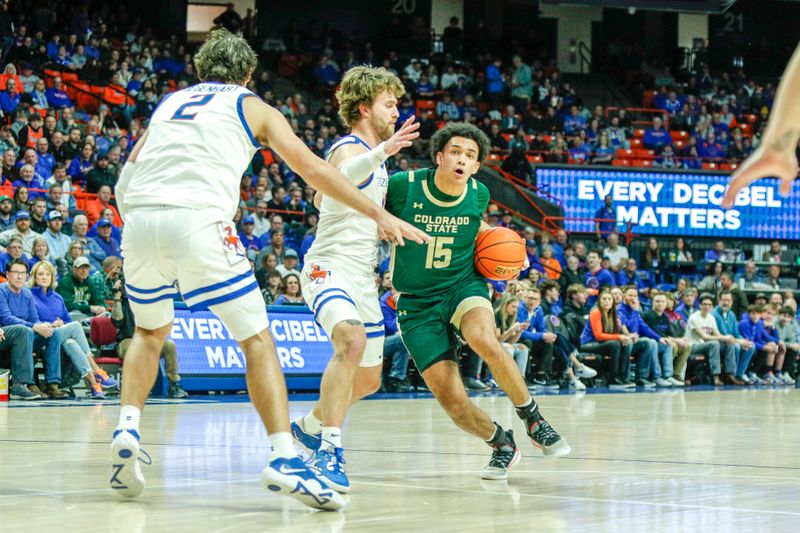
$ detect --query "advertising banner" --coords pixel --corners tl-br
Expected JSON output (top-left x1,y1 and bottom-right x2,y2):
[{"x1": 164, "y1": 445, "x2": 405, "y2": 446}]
[
  {"x1": 535, "y1": 166, "x2": 800, "y2": 239},
  {"x1": 169, "y1": 309, "x2": 332, "y2": 375}
]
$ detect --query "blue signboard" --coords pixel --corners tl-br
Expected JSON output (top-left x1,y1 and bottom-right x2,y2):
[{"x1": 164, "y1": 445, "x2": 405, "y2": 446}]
[
  {"x1": 536, "y1": 166, "x2": 800, "y2": 239},
  {"x1": 169, "y1": 308, "x2": 333, "y2": 376}
]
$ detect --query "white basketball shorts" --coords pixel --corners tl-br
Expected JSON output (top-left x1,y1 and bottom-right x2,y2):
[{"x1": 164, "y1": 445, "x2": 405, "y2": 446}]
[
  {"x1": 300, "y1": 258, "x2": 384, "y2": 367},
  {"x1": 121, "y1": 207, "x2": 266, "y2": 341}
]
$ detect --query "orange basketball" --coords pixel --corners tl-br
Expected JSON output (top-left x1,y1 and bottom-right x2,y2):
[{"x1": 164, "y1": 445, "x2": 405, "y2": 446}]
[{"x1": 474, "y1": 227, "x2": 527, "y2": 280}]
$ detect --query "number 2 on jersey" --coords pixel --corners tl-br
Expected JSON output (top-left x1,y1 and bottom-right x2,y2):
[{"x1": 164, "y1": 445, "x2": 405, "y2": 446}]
[
  {"x1": 425, "y1": 236, "x2": 454, "y2": 269},
  {"x1": 171, "y1": 94, "x2": 215, "y2": 120}
]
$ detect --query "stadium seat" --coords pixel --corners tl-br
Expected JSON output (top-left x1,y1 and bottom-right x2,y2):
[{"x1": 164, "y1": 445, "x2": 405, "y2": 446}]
[
  {"x1": 61, "y1": 71, "x2": 79, "y2": 83},
  {"x1": 487, "y1": 153, "x2": 504, "y2": 162},
  {"x1": 501, "y1": 133, "x2": 512, "y2": 142},
  {"x1": 670, "y1": 130, "x2": 688, "y2": 140},
  {"x1": 615, "y1": 148, "x2": 633, "y2": 158},
  {"x1": 415, "y1": 99, "x2": 436, "y2": 116},
  {"x1": 612, "y1": 159, "x2": 630, "y2": 166},
  {"x1": 630, "y1": 138, "x2": 643, "y2": 147},
  {"x1": 526, "y1": 154, "x2": 543, "y2": 163},
  {"x1": 633, "y1": 128, "x2": 646, "y2": 138},
  {"x1": 703, "y1": 162, "x2": 718, "y2": 170},
  {"x1": 632, "y1": 148, "x2": 655, "y2": 158},
  {"x1": 674, "y1": 139, "x2": 686, "y2": 149},
  {"x1": 720, "y1": 163, "x2": 738, "y2": 171},
  {"x1": 643, "y1": 90, "x2": 656, "y2": 107}
]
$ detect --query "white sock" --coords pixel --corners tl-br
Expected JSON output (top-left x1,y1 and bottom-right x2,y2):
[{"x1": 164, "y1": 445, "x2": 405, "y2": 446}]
[
  {"x1": 302, "y1": 409, "x2": 323, "y2": 435},
  {"x1": 117, "y1": 405, "x2": 141, "y2": 432},
  {"x1": 269, "y1": 432, "x2": 296, "y2": 460},
  {"x1": 321, "y1": 427, "x2": 342, "y2": 450}
]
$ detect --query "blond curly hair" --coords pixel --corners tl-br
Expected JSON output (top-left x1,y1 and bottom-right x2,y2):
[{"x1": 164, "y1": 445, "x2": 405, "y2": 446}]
[{"x1": 336, "y1": 66, "x2": 405, "y2": 128}]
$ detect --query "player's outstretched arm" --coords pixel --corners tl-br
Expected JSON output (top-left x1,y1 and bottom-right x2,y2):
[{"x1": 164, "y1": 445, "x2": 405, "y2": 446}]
[
  {"x1": 244, "y1": 97, "x2": 429, "y2": 246},
  {"x1": 723, "y1": 44, "x2": 800, "y2": 207},
  {"x1": 307, "y1": 116, "x2": 419, "y2": 210}
]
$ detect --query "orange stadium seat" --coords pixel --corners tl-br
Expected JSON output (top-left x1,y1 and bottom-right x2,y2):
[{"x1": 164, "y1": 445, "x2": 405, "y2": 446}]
[
  {"x1": 670, "y1": 130, "x2": 688, "y2": 140},
  {"x1": 526, "y1": 154, "x2": 543, "y2": 163},
  {"x1": 674, "y1": 139, "x2": 686, "y2": 149},
  {"x1": 643, "y1": 90, "x2": 656, "y2": 107},
  {"x1": 703, "y1": 162, "x2": 718, "y2": 170},
  {"x1": 615, "y1": 148, "x2": 633, "y2": 158},
  {"x1": 633, "y1": 128, "x2": 646, "y2": 138},
  {"x1": 612, "y1": 159, "x2": 630, "y2": 167},
  {"x1": 630, "y1": 138, "x2": 643, "y2": 147}
]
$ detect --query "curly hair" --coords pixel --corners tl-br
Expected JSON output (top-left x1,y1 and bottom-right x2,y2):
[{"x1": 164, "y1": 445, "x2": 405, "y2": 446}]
[
  {"x1": 336, "y1": 66, "x2": 405, "y2": 127},
  {"x1": 194, "y1": 28, "x2": 257, "y2": 84},
  {"x1": 429, "y1": 122, "x2": 491, "y2": 163}
]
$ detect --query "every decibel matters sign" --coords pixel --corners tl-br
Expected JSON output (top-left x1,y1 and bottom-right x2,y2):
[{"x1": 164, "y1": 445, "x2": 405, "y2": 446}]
[
  {"x1": 170, "y1": 309, "x2": 333, "y2": 376},
  {"x1": 536, "y1": 166, "x2": 800, "y2": 239}
]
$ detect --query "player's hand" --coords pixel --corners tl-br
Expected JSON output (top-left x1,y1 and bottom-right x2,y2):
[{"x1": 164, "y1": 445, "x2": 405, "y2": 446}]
[
  {"x1": 376, "y1": 210, "x2": 430, "y2": 246},
  {"x1": 722, "y1": 144, "x2": 799, "y2": 207},
  {"x1": 383, "y1": 116, "x2": 420, "y2": 157}
]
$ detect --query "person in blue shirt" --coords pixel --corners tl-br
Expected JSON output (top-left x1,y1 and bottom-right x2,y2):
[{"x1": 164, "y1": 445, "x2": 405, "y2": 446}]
[
  {"x1": 91, "y1": 219, "x2": 121, "y2": 259},
  {"x1": 704, "y1": 240, "x2": 726, "y2": 262},
  {"x1": 34, "y1": 138, "x2": 55, "y2": 178},
  {"x1": 0, "y1": 78, "x2": 21, "y2": 116},
  {"x1": 485, "y1": 58, "x2": 505, "y2": 108},
  {"x1": 616, "y1": 258, "x2": 647, "y2": 296},
  {"x1": 44, "y1": 78, "x2": 73, "y2": 109},
  {"x1": 713, "y1": 290, "x2": 755, "y2": 384},
  {"x1": 238, "y1": 215, "x2": 262, "y2": 259},
  {"x1": 618, "y1": 286, "x2": 668, "y2": 387},
  {"x1": 584, "y1": 250, "x2": 616, "y2": 307},
  {"x1": 380, "y1": 285, "x2": 412, "y2": 393},
  {"x1": 674, "y1": 288, "x2": 698, "y2": 320},
  {"x1": 594, "y1": 195, "x2": 616, "y2": 240},
  {"x1": 738, "y1": 304, "x2": 783, "y2": 385},
  {"x1": 643, "y1": 116, "x2": 673, "y2": 151},
  {"x1": 0, "y1": 236, "x2": 28, "y2": 273},
  {"x1": 68, "y1": 143, "x2": 95, "y2": 184},
  {"x1": 0, "y1": 258, "x2": 69, "y2": 398}
]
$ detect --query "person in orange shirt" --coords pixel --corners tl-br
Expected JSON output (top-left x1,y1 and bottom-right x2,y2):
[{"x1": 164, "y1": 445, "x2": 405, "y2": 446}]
[
  {"x1": 578, "y1": 288, "x2": 635, "y2": 389},
  {"x1": 84, "y1": 184, "x2": 122, "y2": 227},
  {"x1": 539, "y1": 245, "x2": 562, "y2": 280}
]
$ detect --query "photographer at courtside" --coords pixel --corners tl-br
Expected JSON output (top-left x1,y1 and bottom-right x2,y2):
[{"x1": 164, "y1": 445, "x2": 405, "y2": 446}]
[{"x1": 110, "y1": 273, "x2": 188, "y2": 398}]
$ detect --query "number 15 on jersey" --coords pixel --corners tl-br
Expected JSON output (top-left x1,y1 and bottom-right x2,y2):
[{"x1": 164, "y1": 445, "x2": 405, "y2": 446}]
[{"x1": 425, "y1": 236, "x2": 454, "y2": 269}]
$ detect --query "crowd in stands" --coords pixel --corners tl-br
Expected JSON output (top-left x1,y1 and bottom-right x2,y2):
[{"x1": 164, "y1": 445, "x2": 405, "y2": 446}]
[{"x1": 0, "y1": 5, "x2": 796, "y2": 399}]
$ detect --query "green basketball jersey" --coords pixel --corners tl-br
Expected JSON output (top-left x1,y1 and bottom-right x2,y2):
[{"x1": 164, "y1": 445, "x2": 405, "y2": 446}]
[{"x1": 386, "y1": 167, "x2": 490, "y2": 296}]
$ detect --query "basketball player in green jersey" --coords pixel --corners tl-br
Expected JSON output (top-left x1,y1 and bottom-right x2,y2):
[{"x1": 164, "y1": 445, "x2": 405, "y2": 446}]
[{"x1": 387, "y1": 122, "x2": 570, "y2": 480}]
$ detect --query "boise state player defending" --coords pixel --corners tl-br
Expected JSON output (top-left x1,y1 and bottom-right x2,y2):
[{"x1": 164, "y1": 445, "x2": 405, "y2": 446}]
[
  {"x1": 291, "y1": 66, "x2": 419, "y2": 493},
  {"x1": 109, "y1": 30, "x2": 426, "y2": 511},
  {"x1": 387, "y1": 123, "x2": 570, "y2": 479}
]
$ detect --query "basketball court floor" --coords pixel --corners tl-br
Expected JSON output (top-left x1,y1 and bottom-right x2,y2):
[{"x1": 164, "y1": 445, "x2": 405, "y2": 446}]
[{"x1": 1, "y1": 387, "x2": 798, "y2": 532}]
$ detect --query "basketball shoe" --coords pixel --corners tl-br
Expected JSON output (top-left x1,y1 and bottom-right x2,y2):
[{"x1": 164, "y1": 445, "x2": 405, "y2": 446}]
[
  {"x1": 110, "y1": 429, "x2": 148, "y2": 498},
  {"x1": 260, "y1": 456, "x2": 346, "y2": 511},
  {"x1": 480, "y1": 430, "x2": 521, "y2": 480},
  {"x1": 291, "y1": 418, "x2": 322, "y2": 453},
  {"x1": 308, "y1": 446, "x2": 350, "y2": 493},
  {"x1": 516, "y1": 403, "x2": 571, "y2": 457}
]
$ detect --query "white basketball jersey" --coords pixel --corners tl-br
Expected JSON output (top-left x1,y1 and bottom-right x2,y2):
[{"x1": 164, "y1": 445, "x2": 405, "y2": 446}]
[
  {"x1": 120, "y1": 82, "x2": 260, "y2": 220},
  {"x1": 306, "y1": 134, "x2": 388, "y2": 270}
]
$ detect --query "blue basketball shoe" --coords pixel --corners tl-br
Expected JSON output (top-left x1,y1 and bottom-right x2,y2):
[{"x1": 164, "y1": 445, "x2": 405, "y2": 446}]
[
  {"x1": 291, "y1": 418, "x2": 322, "y2": 453},
  {"x1": 110, "y1": 429, "x2": 149, "y2": 498},
  {"x1": 308, "y1": 447, "x2": 350, "y2": 493},
  {"x1": 261, "y1": 456, "x2": 346, "y2": 511}
]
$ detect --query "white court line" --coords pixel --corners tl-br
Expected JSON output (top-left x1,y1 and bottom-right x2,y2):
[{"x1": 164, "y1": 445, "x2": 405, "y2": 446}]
[
  {"x1": 353, "y1": 480, "x2": 800, "y2": 518},
  {"x1": 351, "y1": 469, "x2": 798, "y2": 481}
]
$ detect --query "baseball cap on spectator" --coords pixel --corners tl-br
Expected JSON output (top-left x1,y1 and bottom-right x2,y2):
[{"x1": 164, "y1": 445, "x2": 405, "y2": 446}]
[
  {"x1": 22, "y1": 63, "x2": 32, "y2": 72},
  {"x1": 526, "y1": 239, "x2": 537, "y2": 248},
  {"x1": 242, "y1": 215, "x2": 255, "y2": 225},
  {"x1": 98, "y1": 219, "x2": 112, "y2": 227},
  {"x1": 74, "y1": 257, "x2": 90, "y2": 268},
  {"x1": 488, "y1": 210, "x2": 500, "y2": 218},
  {"x1": 47, "y1": 210, "x2": 62, "y2": 221},
  {"x1": 97, "y1": 154, "x2": 109, "y2": 161},
  {"x1": 285, "y1": 249, "x2": 299, "y2": 259},
  {"x1": 15, "y1": 211, "x2": 30, "y2": 220},
  {"x1": 0, "y1": 195, "x2": 11, "y2": 204}
]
